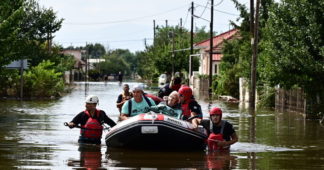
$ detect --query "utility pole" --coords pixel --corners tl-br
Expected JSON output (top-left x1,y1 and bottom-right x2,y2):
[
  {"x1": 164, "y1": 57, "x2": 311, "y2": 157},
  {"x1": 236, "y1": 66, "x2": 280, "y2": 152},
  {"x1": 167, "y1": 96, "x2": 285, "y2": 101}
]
[
  {"x1": 250, "y1": 0, "x2": 254, "y2": 35},
  {"x1": 172, "y1": 32, "x2": 175, "y2": 76},
  {"x1": 20, "y1": 58, "x2": 24, "y2": 101},
  {"x1": 153, "y1": 20, "x2": 156, "y2": 45},
  {"x1": 249, "y1": 0, "x2": 260, "y2": 110},
  {"x1": 85, "y1": 42, "x2": 88, "y2": 83},
  {"x1": 190, "y1": 2, "x2": 194, "y2": 77},
  {"x1": 209, "y1": 0, "x2": 214, "y2": 99}
]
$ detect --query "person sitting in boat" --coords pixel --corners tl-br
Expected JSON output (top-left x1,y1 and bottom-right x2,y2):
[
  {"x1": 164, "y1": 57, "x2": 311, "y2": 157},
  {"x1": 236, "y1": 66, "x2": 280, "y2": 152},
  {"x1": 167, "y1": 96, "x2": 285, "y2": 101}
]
[
  {"x1": 67, "y1": 95, "x2": 116, "y2": 144},
  {"x1": 178, "y1": 85, "x2": 203, "y2": 121},
  {"x1": 158, "y1": 76, "x2": 182, "y2": 98},
  {"x1": 119, "y1": 84, "x2": 156, "y2": 121},
  {"x1": 116, "y1": 84, "x2": 133, "y2": 113},
  {"x1": 192, "y1": 107, "x2": 238, "y2": 151},
  {"x1": 149, "y1": 91, "x2": 182, "y2": 118}
]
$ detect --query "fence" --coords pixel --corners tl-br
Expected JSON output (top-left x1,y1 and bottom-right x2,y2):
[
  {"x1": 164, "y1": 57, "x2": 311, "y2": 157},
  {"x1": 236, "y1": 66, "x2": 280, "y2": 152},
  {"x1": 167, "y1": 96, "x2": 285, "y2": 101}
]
[{"x1": 275, "y1": 88, "x2": 306, "y2": 114}]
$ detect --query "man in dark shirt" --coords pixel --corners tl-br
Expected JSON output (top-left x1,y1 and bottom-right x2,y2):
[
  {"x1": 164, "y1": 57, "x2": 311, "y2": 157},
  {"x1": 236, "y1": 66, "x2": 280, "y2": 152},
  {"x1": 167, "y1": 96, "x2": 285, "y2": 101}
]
[
  {"x1": 116, "y1": 84, "x2": 133, "y2": 113},
  {"x1": 158, "y1": 77, "x2": 182, "y2": 98},
  {"x1": 67, "y1": 95, "x2": 116, "y2": 144},
  {"x1": 192, "y1": 107, "x2": 238, "y2": 151}
]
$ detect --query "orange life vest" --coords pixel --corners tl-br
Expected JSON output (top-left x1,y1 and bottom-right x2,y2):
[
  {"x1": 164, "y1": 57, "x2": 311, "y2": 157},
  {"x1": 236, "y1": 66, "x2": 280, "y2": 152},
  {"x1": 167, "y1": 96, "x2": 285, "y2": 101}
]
[
  {"x1": 207, "y1": 120, "x2": 229, "y2": 151},
  {"x1": 81, "y1": 110, "x2": 103, "y2": 139}
]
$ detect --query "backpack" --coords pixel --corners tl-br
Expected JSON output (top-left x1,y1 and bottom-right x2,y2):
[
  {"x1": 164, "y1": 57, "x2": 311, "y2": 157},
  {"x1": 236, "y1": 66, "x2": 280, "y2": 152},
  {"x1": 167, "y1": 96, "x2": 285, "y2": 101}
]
[{"x1": 128, "y1": 96, "x2": 152, "y2": 116}]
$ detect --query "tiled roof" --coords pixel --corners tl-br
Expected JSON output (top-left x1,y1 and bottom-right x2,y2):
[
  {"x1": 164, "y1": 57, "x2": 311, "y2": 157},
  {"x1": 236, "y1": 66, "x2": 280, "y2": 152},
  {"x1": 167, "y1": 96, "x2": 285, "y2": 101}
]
[{"x1": 195, "y1": 28, "x2": 239, "y2": 51}]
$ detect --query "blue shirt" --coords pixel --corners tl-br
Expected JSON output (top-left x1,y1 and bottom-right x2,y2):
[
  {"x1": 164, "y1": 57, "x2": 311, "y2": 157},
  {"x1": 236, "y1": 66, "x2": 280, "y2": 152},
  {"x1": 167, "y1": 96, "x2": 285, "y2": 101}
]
[{"x1": 121, "y1": 96, "x2": 156, "y2": 116}]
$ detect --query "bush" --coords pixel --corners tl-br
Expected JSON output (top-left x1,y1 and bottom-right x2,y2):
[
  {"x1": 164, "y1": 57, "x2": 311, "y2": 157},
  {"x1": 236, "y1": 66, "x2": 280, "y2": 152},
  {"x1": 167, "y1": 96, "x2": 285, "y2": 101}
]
[{"x1": 23, "y1": 60, "x2": 64, "y2": 97}]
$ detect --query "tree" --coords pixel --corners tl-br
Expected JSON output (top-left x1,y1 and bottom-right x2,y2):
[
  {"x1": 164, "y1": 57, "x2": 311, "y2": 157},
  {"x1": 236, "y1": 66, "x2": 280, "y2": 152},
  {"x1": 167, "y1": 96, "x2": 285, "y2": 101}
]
[
  {"x1": 99, "y1": 54, "x2": 130, "y2": 76},
  {"x1": 0, "y1": 0, "x2": 63, "y2": 68},
  {"x1": 85, "y1": 43, "x2": 106, "y2": 59},
  {"x1": 259, "y1": 0, "x2": 324, "y2": 112},
  {"x1": 214, "y1": 0, "x2": 274, "y2": 98},
  {"x1": 108, "y1": 49, "x2": 137, "y2": 76}
]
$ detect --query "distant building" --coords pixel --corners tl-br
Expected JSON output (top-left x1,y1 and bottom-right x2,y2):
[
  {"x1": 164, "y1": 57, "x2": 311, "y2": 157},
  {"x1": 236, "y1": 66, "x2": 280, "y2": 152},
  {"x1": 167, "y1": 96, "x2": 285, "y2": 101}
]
[
  {"x1": 87, "y1": 58, "x2": 105, "y2": 70},
  {"x1": 61, "y1": 49, "x2": 86, "y2": 82},
  {"x1": 190, "y1": 29, "x2": 240, "y2": 99},
  {"x1": 194, "y1": 29, "x2": 240, "y2": 76},
  {"x1": 61, "y1": 49, "x2": 86, "y2": 71}
]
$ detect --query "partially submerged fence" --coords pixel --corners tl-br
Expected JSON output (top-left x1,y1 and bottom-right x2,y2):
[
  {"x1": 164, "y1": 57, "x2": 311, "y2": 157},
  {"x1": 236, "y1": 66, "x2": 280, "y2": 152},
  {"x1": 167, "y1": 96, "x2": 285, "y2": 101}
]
[{"x1": 275, "y1": 88, "x2": 306, "y2": 114}]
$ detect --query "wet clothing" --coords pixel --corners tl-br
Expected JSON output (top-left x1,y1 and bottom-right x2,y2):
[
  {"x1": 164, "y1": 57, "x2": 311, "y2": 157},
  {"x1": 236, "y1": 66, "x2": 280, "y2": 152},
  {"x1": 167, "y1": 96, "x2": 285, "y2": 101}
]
[
  {"x1": 149, "y1": 102, "x2": 182, "y2": 119},
  {"x1": 181, "y1": 100, "x2": 203, "y2": 120},
  {"x1": 121, "y1": 96, "x2": 156, "y2": 117},
  {"x1": 200, "y1": 120, "x2": 235, "y2": 142},
  {"x1": 71, "y1": 110, "x2": 116, "y2": 144}
]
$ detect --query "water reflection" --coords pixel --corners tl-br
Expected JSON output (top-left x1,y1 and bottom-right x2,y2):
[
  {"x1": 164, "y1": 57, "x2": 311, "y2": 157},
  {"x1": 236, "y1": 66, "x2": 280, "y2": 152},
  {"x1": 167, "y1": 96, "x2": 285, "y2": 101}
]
[
  {"x1": 68, "y1": 144, "x2": 105, "y2": 170},
  {"x1": 205, "y1": 151, "x2": 237, "y2": 170}
]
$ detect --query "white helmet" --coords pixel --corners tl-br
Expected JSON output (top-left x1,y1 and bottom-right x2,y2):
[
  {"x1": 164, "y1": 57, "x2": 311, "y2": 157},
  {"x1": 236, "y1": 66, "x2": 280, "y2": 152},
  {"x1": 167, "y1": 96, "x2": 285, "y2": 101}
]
[{"x1": 85, "y1": 95, "x2": 99, "y2": 104}]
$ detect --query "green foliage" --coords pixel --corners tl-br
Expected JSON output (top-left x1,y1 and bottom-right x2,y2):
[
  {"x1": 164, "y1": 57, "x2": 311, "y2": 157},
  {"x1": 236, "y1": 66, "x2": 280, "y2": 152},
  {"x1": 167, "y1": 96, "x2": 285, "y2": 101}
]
[
  {"x1": 215, "y1": 33, "x2": 251, "y2": 98},
  {"x1": 215, "y1": 0, "x2": 274, "y2": 100},
  {"x1": 88, "y1": 69, "x2": 101, "y2": 81},
  {"x1": 85, "y1": 43, "x2": 106, "y2": 59},
  {"x1": 108, "y1": 49, "x2": 137, "y2": 75},
  {"x1": 0, "y1": 0, "x2": 63, "y2": 67},
  {"x1": 99, "y1": 54, "x2": 130, "y2": 76},
  {"x1": 259, "y1": 0, "x2": 324, "y2": 114},
  {"x1": 257, "y1": 86, "x2": 276, "y2": 108},
  {"x1": 137, "y1": 25, "x2": 209, "y2": 80},
  {"x1": 23, "y1": 60, "x2": 64, "y2": 97},
  {"x1": 0, "y1": 69, "x2": 20, "y2": 96}
]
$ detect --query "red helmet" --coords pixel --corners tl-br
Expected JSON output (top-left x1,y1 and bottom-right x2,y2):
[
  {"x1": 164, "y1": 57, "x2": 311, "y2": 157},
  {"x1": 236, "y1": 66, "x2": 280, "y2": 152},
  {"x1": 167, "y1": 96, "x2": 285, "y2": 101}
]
[
  {"x1": 210, "y1": 107, "x2": 222, "y2": 116},
  {"x1": 178, "y1": 86, "x2": 192, "y2": 101}
]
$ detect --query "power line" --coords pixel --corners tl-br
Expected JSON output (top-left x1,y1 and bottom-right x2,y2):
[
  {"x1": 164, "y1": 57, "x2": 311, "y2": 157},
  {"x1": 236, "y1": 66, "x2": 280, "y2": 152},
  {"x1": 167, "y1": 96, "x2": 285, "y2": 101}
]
[
  {"x1": 195, "y1": 2, "x2": 239, "y2": 16},
  {"x1": 58, "y1": 38, "x2": 153, "y2": 44},
  {"x1": 64, "y1": 4, "x2": 189, "y2": 26},
  {"x1": 182, "y1": 5, "x2": 191, "y2": 28},
  {"x1": 198, "y1": 0, "x2": 210, "y2": 18}
]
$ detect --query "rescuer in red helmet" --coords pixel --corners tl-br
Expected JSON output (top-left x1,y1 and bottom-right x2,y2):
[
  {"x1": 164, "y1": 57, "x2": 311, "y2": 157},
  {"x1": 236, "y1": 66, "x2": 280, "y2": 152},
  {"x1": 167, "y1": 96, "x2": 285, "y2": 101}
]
[
  {"x1": 192, "y1": 107, "x2": 238, "y2": 151},
  {"x1": 178, "y1": 85, "x2": 202, "y2": 120}
]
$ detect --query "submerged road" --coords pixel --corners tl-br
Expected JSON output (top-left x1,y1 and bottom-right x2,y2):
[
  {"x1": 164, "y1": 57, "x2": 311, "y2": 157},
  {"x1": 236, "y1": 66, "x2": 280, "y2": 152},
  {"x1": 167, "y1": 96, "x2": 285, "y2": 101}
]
[{"x1": 0, "y1": 81, "x2": 323, "y2": 169}]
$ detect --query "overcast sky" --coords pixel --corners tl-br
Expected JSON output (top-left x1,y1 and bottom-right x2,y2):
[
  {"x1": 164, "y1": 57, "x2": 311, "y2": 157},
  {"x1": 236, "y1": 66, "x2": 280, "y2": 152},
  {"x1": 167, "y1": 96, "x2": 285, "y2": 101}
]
[{"x1": 38, "y1": 0, "x2": 249, "y2": 52}]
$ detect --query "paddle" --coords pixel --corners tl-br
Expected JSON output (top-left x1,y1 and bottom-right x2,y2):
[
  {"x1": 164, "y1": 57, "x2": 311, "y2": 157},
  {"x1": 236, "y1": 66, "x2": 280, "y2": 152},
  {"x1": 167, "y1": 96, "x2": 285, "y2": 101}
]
[
  {"x1": 64, "y1": 122, "x2": 110, "y2": 131},
  {"x1": 64, "y1": 122, "x2": 81, "y2": 129}
]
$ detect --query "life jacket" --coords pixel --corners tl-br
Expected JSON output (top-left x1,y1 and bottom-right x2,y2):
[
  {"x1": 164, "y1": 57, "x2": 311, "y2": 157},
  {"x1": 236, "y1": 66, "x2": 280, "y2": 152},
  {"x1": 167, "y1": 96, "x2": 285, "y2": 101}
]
[
  {"x1": 207, "y1": 120, "x2": 229, "y2": 151},
  {"x1": 181, "y1": 101, "x2": 191, "y2": 118},
  {"x1": 128, "y1": 96, "x2": 152, "y2": 116},
  {"x1": 181, "y1": 99, "x2": 203, "y2": 119},
  {"x1": 81, "y1": 110, "x2": 103, "y2": 139}
]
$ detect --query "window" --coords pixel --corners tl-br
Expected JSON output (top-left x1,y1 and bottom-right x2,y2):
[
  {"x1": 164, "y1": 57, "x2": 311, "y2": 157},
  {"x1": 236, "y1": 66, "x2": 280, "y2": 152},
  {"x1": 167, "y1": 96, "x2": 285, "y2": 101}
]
[{"x1": 214, "y1": 64, "x2": 218, "y2": 74}]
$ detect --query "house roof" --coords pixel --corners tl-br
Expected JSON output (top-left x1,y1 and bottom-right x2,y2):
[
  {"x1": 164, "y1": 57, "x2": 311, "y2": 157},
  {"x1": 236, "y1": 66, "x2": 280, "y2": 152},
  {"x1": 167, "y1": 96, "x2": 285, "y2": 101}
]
[{"x1": 194, "y1": 28, "x2": 239, "y2": 51}]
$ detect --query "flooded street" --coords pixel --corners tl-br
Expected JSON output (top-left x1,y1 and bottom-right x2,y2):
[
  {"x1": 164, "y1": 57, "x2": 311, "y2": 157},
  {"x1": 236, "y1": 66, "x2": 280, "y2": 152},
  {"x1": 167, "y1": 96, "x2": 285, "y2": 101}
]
[{"x1": 0, "y1": 82, "x2": 323, "y2": 169}]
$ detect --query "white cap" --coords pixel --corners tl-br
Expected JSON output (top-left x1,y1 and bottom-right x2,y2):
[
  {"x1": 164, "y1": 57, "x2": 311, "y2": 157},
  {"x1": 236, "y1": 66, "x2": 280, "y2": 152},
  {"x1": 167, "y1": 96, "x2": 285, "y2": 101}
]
[
  {"x1": 85, "y1": 95, "x2": 99, "y2": 104},
  {"x1": 132, "y1": 84, "x2": 144, "y2": 92}
]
